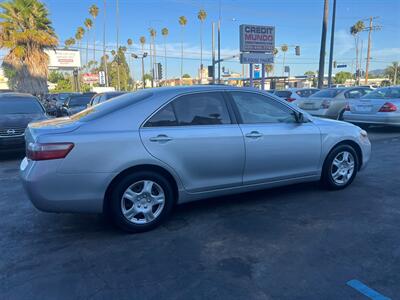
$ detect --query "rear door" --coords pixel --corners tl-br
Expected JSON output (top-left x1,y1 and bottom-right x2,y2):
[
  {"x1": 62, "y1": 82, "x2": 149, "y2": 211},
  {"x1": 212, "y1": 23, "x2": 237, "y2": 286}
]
[
  {"x1": 140, "y1": 91, "x2": 245, "y2": 193},
  {"x1": 228, "y1": 91, "x2": 321, "y2": 184}
]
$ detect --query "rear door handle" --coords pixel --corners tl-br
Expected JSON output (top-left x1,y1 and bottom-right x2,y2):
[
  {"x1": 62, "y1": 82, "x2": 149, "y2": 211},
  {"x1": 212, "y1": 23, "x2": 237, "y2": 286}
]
[
  {"x1": 245, "y1": 131, "x2": 263, "y2": 139},
  {"x1": 149, "y1": 134, "x2": 173, "y2": 142}
]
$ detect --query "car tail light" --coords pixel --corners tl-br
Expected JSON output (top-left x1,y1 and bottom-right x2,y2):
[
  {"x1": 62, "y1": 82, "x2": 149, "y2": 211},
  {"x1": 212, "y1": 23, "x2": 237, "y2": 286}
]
[
  {"x1": 27, "y1": 142, "x2": 74, "y2": 161},
  {"x1": 286, "y1": 97, "x2": 296, "y2": 102},
  {"x1": 378, "y1": 102, "x2": 397, "y2": 112},
  {"x1": 320, "y1": 100, "x2": 331, "y2": 109},
  {"x1": 345, "y1": 103, "x2": 350, "y2": 111}
]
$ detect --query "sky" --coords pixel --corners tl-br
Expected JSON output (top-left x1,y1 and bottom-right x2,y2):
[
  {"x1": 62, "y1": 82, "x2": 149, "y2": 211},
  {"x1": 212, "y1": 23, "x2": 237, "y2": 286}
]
[{"x1": 4, "y1": 0, "x2": 400, "y2": 79}]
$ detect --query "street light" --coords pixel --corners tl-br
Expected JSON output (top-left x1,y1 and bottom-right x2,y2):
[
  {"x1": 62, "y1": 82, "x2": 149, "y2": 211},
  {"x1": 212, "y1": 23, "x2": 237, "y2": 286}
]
[{"x1": 132, "y1": 52, "x2": 148, "y2": 89}]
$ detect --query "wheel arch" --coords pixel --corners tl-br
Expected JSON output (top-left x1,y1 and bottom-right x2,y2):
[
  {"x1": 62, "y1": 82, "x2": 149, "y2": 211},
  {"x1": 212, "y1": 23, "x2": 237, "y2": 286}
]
[
  {"x1": 323, "y1": 139, "x2": 363, "y2": 172},
  {"x1": 103, "y1": 164, "x2": 179, "y2": 213}
]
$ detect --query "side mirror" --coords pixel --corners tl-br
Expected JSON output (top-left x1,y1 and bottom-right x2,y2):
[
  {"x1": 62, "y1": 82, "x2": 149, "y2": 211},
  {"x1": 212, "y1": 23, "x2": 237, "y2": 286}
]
[{"x1": 295, "y1": 112, "x2": 305, "y2": 123}]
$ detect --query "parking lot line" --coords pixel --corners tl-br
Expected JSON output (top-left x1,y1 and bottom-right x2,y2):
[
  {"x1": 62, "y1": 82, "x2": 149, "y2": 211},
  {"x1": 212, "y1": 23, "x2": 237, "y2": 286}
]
[{"x1": 347, "y1": 279, "x2": 391, "y2": 300}]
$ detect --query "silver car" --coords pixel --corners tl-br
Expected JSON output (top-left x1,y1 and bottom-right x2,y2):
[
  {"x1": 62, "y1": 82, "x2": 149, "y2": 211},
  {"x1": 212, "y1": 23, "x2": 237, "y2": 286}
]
[
  {"x1": 20, "y1": 86, "x2": 371, "y2": 232},
  {"x1": 298, "y1": 87, "x2": 373, "y2": 120},
  {"x1": 274, "y1": 88, "x2": 320, "y2": 105},
  {"x1": 343, "y1": 86, "x2": 400, "y2": 127}
]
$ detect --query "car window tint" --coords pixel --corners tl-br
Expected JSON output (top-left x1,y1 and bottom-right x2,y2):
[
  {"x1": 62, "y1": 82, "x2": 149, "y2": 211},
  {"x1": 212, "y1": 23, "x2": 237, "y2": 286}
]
[
  {"x1": 69, "y1": 96, "x2": 92, "y2": 106},
  {"x1": 145, "y1": 103, "x2": 178, "y2": 127},
  {"x1": 0, "y1": 98, "x2": 44, "y2": 114},
  {"x1": 388, "y1": 88, "x2": 400, "y2": 99},
  {"x1": 345, "y1": 89, "x2": 363, "y2": 99},
  {"x1": 311, "y1": 89, "x2": 342, "y2": 98},
  {"x1": 172, "y1": 92, "x2": 231, "y2": 126},
  {"x1": 230, "y1": 92, "x2": 296, "y2": 124},
  {"x1": 274, "y1": 91, "x2": 292, "y2": 98}
]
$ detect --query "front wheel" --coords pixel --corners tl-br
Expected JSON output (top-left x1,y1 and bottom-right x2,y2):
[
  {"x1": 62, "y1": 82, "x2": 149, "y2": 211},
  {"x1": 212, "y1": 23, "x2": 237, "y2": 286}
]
[
  {"x1": 321, "y1": 145, "x2": 358, "y2": 190},
  {"x1": 109, "y1": 171, "x2": 175, "y2": 232}
]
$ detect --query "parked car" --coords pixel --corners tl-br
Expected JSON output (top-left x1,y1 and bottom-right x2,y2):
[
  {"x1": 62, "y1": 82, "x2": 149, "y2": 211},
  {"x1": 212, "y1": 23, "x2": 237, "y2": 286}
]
[
  {"x1": 343, "y1": 86, "x2": 400, "y2": 127},
  {"x1": 20, "y1": 86, "x2": 371, "y2": 232},
  {"x1": 298, "y1": 87, "x2": 373, "y2": 120},
  {"x1": 55, "y1": 93, "x2": 80, "y2": 116},
  {"x1": 274, "y1": 88, "x2": 320, "y2": 105},
  {"x1": 60, "y1": 94, "x2": 93, "y2": 116},
  {"x1": 0, "y1": 93, "x2": 47, "y2": 153},
  {"x1": 88, "y1": 91, "x2": 126, "y2": 107}
]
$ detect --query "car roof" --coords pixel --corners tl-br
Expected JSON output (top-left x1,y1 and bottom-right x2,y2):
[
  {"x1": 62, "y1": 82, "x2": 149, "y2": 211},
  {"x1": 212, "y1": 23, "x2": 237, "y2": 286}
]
[{"x1": 0, "y1": 92, "x2": 37, "y2": 99}]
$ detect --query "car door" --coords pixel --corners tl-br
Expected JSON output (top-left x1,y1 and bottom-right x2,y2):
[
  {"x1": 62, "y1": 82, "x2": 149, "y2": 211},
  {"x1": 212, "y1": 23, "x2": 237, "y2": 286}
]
[
  {"x1": 140, "y1": 91, "x2": 245, "y2": 193},
  {"x1": 228, "y1": 91, "x2": 321, "y2": 184}
]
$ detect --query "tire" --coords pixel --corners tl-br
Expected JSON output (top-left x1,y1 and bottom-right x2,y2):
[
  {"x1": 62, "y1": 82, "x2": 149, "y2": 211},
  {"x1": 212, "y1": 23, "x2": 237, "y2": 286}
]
[
  {"x1": 337, "y1": 110, "x2": 345, "y2": 120},
  {"x1": 109, "y1": 171, "x2": 175, "y2": 233},
  {"x1": 321, "y1": 144, "x2": 359, "y2": 190}
]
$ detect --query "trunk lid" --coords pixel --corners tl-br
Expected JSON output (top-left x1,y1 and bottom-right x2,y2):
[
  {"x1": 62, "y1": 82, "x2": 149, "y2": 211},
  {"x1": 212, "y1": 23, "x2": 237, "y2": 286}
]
[
  {"x1": 299, "y1": 97, "x2": 329, "y2": 110},
  {"x1": 26, "y1": 117, "x2": 81, "y2": 143},
  {"x1": 350, "y1": 98, "x2": 400, "y2": 114}
]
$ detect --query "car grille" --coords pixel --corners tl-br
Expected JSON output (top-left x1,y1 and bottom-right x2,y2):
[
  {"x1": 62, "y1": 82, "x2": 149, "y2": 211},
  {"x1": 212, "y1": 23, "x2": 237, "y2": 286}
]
[{"x1": 0, "y1": 127, "x2": 25, "y2": 137}]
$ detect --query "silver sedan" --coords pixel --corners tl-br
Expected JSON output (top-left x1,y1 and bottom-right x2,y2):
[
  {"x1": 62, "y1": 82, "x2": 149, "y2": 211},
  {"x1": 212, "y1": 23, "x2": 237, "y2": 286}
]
[
  {"x1": 343, "y1": 86, "x2": 400, "y2": 127},
  {"x1": 20, "y1": 86, "x2": 371, "y2": 232}
]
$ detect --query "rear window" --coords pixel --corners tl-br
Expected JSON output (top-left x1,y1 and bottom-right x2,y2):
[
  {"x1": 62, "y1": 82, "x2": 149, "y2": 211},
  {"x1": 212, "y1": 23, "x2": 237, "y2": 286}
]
[
  {"x1": 363, "y1": 87, "x2": 400, "y2": 99},
  {"x1": 0, "y1": 98, "x2": 44, "y2": 114},
  {"x1": 311, "y1": 89, "x2": 342, "y2": 98},
  {"x1": 69, "y1": 96, "x2": 92, "y2": 106},
  {"x1": 274, "y1": 91, "x2": 292, "y2": 98},
  {"x1": 70, "y1": 91, "x2": 153, "y2": 122},
  {"x1": 296, "y1": 89, "x2": 319, "y2": 98}
]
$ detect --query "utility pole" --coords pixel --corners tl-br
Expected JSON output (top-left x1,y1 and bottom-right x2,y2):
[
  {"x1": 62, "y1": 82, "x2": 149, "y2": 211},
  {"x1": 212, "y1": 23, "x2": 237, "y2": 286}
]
[
  {"x1": 212, "y1": 22, "x2": 216, "y2": 84},
  {"x1": 217, "y1": 0, "x2": 221, "y2": 84},
  {"x1": 327, "y1": 0, "x2": 336, "y2": 87},
  {"x1": 394, "y1": 62, "x2": 398, "y2": 85},
  {"x1": 103, "y1": 0, "x2": 109, "y2": 86},
  {"x1": 116, "y1": 0, "x2": 120, "y2": 90},
  {"x1": 318, "y1": 0, "x2": 329, "y2": 89},
  {"x1": 364, "y1": 17, "x2": 381, "y2": 84}
]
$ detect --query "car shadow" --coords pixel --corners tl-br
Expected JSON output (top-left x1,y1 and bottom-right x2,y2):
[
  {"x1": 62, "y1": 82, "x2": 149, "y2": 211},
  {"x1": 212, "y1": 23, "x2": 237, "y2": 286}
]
[{"x1": 0, "y1": 150, "x2": 25, "y2": 162}]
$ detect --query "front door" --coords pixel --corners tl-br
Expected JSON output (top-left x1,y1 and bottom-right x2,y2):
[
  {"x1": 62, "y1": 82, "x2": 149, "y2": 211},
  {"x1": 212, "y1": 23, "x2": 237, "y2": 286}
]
[
  {"x1": 228, "y1": 91, "x2": 321, "y2": 184},
  {"x1": 140, "y1": 91, "x2": 245, "y2": 193}
]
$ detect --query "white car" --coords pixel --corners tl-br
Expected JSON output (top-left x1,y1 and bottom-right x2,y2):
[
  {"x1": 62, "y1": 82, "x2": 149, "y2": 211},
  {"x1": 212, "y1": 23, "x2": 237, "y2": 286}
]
[{"x1": 274, "y1": 88, "x2": 320, "y2": 106}]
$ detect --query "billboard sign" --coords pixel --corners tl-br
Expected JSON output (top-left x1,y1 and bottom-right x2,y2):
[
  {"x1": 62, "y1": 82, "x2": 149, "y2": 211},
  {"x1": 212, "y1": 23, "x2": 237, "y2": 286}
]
[
  {"x1": 82, "y1": 73, "x2": 99, "y2": 84},
  {"x1": 45, "y1": 49, "x2": 81, "y2": 68},
  {"x1": 240, "y1": 24, "x2": 275, "y2": 53},
  {"x1": 240, "y1": 53, "x2": 274, "y2": 64}
]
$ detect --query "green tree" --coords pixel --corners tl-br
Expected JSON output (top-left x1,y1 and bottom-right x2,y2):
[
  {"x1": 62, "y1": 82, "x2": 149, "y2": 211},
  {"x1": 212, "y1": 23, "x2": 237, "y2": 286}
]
[
  {"x1": 334, "y1": 71, "x2": 352, "y2": 84},
  {"x1": 48, "y1": 70, "x2": 64, "y2": 83},
  {"x1": 75, "y1": 26, "x2": 85, "y2": 60},
  {"x1": 178, "y1": 16, "x2": 187, "y2": 81},
  {"x1": 0, "y1": 0, "x2": 58, "y2": 94},
  {"x1": 350, "y1": 21, "x2": 365, "y2": 84},
  {"x1": 89, "y1": 4, "x2": 99, "y2": 62},
  {"x1": 84, "y1": 18, "x2": 93, "y2": 66},
  {"x1": 384, "y1": 62, "x2": 400, "y2": 85},
  {"x1": 182, "y1": 73, "x2": 191, "y2": 78},
  {"x1": 108, "y1": 46, "x2": 130, "y2": 90},
  {"x1": 161, "y1": 27, "x2": 168, "y2": 80},
  {"x1": 197, "y1": 9, "x2": 207, "y2": 81},
  {"x1": 265, "y1": 64, "x2": 273, "y2": 76},
  {"x1": 53, "y1": 76, "x2": 73, "y2": 92},
  {"x1": 304, "y1": 71, "x2": 315, "y2": 76},
  {"x1": 64, "y1": 37, "x2": 76, "y2": 49}
]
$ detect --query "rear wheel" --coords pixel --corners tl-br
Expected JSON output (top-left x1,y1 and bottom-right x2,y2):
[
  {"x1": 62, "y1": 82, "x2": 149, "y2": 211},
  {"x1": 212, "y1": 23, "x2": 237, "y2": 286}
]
[
  {"x1": 337, "y1": 109, "x2": 345, "y2": 120},
  {"x1": 321, "y1": 145, "x2": 358, "y2": 190},
  {"x1": 109, "y1": 171, "x2": 174, "y2": 232}
]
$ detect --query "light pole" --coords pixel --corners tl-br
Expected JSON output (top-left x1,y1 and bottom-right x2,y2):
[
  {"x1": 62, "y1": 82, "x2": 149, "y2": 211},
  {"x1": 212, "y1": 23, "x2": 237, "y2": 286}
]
[
  {"x1": 132, "y1": 52, "x2": 148, "y2": 88},
  {"x1": 318, "y1": 0, "x2": 329, "y2": 89},
  {"x1": 327, "y1": 0, "x2": 337, "y2": 87}
]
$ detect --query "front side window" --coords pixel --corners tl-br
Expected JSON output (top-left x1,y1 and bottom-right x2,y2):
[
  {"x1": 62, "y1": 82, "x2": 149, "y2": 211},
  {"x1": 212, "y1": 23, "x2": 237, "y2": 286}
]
[
  {"x1": 345, "y1": 89, "x2": 363, "y2": 99},
  {"x1": 230, "y1": 92, "x2": 296, "y2": 124}
]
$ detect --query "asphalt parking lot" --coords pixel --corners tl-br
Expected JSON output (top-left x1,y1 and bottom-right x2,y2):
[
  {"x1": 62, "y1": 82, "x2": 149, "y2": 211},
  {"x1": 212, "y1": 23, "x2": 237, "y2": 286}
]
[{"x1": 1, "y1": 127, "x2": 399, "y2": 300}]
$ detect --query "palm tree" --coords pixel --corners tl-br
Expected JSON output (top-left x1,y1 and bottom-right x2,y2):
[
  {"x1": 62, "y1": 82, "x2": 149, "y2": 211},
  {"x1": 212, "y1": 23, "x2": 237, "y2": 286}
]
[
  {"x1": 281, "y1": 44, "x2": 288, "y2": 75},
  {"x1": 149, "y1": 28, "x2": 156, "y2": 86},
  {"x1": 265, "y1": 64, "x2": 273, "y2": 77},
  {"x1": 127, "y1": 38, "x2": 134, "y2": 87},
  {"x1": 197, "y1": 9, "x2": 207, "y2": 82},
  {"x1": 273, "y1": 48, "x2": 279, "y2": 76},
  {"x1": 84, "y1": 18, "x2": 93, "y2": 67},
  {"x1": 385, "y1": 62, "x2": 400, "y2": 85},
  {"x1": 89, "y1": 4, "x2": 99, "y2": 62},
  {"x1": 64, "y1": 38, "x2": 76, "y2": 49},
  {"x1": 350, "y1": 21, "x2": 365, "y2": 84},
  {"x1": 178, "y1": 16, "x2": 187, "y2": 82},
  {"x1": 139, "y1": 36, "x2": 146, "y2": 52},
  {"x1": 75, "y1": 27, "x2": 85, "y2": 61},
  {"x1": 161, "y1": 27, "x2": 168, "y2": 81},
  {"x1": 0, "y1": 0, "x2": 58, "y2": 94}
]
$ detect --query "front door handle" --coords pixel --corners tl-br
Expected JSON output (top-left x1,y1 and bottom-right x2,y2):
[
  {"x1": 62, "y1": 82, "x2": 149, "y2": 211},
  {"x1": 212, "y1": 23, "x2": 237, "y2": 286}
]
[
  {"x1": 149, "y1": 134, "x2": 173, "y2": 142},
  {"x1": 245, "y1": 131, "x2": 263, "y2": 139}
]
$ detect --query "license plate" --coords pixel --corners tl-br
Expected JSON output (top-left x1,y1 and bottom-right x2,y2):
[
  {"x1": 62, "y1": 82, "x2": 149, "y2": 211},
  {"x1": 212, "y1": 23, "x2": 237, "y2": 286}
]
[
  {"x1": 302, "y1": 103, "x2": 315, "y2": 110},
  {"x1": 356, "y1": 105, "x2": 372, "y2": 112}
]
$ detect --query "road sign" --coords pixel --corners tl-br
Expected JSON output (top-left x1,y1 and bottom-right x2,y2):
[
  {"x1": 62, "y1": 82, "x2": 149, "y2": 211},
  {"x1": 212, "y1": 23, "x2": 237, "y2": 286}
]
[
  {"x1": 240, "y1": 24, "x2": 275, "y2": 53},
  {"x1": 240, "y1": 53, "x2": 274, "y2": 64},
  {"x1": 82, "y1": 73, "x2": 99, "y2": 84},
  {"x1": 99, "y1": 71, "x2": 106, "y2": 85},
  {"x1": 336, "y1": 64, "x2": 347, "y2": 68}
]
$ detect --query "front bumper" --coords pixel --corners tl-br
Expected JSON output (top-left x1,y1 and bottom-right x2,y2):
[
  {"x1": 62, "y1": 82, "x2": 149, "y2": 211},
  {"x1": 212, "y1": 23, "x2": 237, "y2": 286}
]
[{"x1": 20, "y1": 157, "x2": 115, "y2": 214}]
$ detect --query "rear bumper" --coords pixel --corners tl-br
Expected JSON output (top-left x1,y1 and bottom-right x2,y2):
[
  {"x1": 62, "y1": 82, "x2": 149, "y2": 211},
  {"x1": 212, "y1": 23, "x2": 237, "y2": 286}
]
[
  {"x1": 344, "y1": 113, "x2": 400, "y2": 126},
  {"x1": 20, "y1": 157, "x2": 115, "y2": 213}
]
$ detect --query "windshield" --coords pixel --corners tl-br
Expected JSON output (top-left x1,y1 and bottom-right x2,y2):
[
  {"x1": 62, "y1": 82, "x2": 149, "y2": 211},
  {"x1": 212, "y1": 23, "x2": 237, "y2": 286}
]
[
  {"x1": 0, "y1": 98, "x2": 44, "y2": 114},
  {"x1": 311, "y1": 89, "x2": 342, "y2": 98},
  {"x1": 69, "y1": 96, "x2": 92, "y2": 107},
  {"x1": 362, "y1": 87, "x2": 400, "y2": 99}
]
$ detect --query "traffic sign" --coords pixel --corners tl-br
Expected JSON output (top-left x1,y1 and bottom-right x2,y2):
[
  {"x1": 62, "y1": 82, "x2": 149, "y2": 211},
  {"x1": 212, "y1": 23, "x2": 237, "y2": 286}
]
[
  {"x1": 336, "y1": 64, "x2": 347, "y2": 68},
  {"x1": 99, "y1": 71, "x2": 106, "y2": 85},
  {"x1": 240, "y1": 53, "x2": 274, "y2": 64}
]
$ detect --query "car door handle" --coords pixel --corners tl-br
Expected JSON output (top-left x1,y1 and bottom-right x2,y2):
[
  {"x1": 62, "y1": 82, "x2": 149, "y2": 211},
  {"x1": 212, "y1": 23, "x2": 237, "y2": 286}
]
[
  {"x1": 245, "y1": 131, "x2": 263, "y2": 139},
  {"x1": 149, "y1": 134, "x2": 173, "y2": 142}
]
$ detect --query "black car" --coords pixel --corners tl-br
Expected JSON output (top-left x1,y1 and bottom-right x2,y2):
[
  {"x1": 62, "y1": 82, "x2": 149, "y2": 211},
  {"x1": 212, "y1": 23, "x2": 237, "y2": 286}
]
[
  {"x1": 54, "y1": 92, "x2": 80, "y2": 116},
  {"x1": 61, "y1": 94, "x2": 93, "y2": 116},
  {"x1": 0, "y1": 93, "x2": 47, "y2": 153},
  {"x1": 88, "y1": 91, "x2": 126, "y2": 107}
]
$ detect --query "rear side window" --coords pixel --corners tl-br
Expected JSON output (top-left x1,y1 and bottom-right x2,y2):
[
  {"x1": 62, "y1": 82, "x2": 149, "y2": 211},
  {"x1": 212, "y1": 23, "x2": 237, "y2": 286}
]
[
  {"x1": 296, "y1": 89, "x2": 318, "y2": 98},
  {"x1": 173, "y1": 92, "x2": 231, "y2": 125},
  {"x1": 144, "y1": 92, "x2": 231, "y2": 127},
  {"x1": 345, "y1": 89, "x2": 363, "y2": 99},
  {"x1": 274, "y1": 91, "x2": 292, "y2": 98},
  {"x1": 311, "y1": 89, "x2": 342, "y2": 98},
  {"x1": 145, "y1": 103, "x2": 178, "y2": 127}
]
